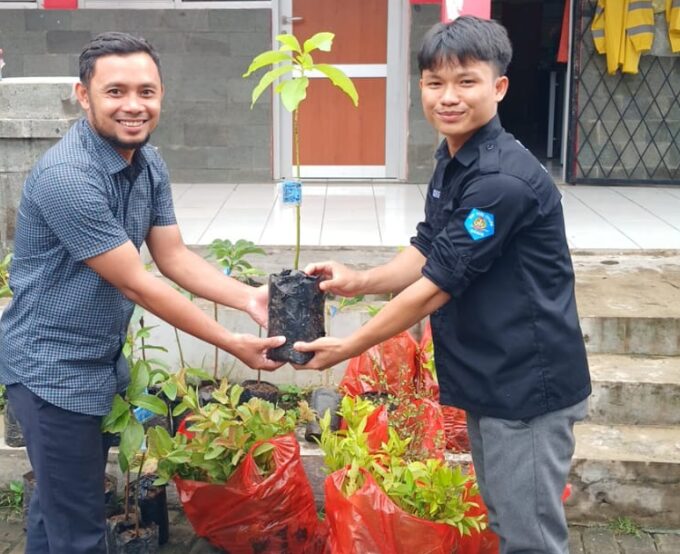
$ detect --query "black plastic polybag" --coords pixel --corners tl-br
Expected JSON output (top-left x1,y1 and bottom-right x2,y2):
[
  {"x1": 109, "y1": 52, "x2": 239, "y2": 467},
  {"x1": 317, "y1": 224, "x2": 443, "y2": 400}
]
[{"x1": 267, "y1": 269, "x2": 325, "y2": 364}]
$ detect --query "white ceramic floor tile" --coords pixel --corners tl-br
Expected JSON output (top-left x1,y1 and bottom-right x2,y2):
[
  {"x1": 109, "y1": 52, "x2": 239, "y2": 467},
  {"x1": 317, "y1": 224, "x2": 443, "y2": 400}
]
[
  {"x1": 171, "y1": 183, "x2": 192, "y2": 203},
  {"x1": 320, "y1": 224, "x2": 382, "y2": 246},
  {"x1": 611, "y1": 187, "x2": 680, "y2": 230},
  {"x1": 373, "y1": 184, "x2": 426, "y2": 245},
  {"x1": 176, "y1": 219, "x2": 210, "y2": 245},
  {"x1": 561, "y1": 190, "x2": 640, "y2": 249}
]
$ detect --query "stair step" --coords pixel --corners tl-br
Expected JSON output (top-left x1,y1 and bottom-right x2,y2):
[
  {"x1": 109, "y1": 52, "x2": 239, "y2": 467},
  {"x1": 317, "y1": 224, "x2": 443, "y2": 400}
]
[
  {"x1": 582, "y1": 316, "x2": 680, "y2": 356},
  {"x1": 588, "y1": 354, "x2": 680, "y2": 425},
  {"x1": 568, "y1": 422, "x2": 680, "y2": 527}
]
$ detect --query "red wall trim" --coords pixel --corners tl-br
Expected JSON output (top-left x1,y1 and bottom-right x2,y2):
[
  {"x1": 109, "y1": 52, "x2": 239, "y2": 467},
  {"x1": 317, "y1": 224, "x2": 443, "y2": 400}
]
[{"x1": 43, "y1": 0, "x2": 78, "y2": 9}]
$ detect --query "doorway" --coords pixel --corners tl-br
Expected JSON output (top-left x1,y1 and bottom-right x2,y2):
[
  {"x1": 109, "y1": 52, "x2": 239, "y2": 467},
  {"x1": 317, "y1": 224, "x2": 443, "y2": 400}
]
[
  {"x1": 275, "y1": 0, "x2": 408, "y2": 180},
  {"x1": 493, "y1": 0, "x2": 568, "y2": 175}
]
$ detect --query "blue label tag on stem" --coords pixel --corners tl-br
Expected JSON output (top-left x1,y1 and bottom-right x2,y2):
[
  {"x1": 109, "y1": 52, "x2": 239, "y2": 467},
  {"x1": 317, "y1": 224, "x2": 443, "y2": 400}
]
[{"x1": 281, "y1": 180, "x2": 302, "y2": 206}]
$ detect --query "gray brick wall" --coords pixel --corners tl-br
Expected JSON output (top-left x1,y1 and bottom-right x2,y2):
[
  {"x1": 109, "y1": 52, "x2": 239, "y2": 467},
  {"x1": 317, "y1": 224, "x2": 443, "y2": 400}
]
[
  {"x1": 0, "y1": 9, "x2": 273, "y2": 184},
  {"x1": 0, "y1": 7, "x2": 455, "y2": 184},
  {"x1": 407, "y1": 4, "x2": 440, "y2": 184}
]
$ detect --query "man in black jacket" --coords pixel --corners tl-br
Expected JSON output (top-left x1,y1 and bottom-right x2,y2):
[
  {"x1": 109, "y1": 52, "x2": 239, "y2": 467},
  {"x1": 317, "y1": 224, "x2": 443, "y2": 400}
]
[{"x1": 296, "y1": 16, "x2": 590, "y2": 554}]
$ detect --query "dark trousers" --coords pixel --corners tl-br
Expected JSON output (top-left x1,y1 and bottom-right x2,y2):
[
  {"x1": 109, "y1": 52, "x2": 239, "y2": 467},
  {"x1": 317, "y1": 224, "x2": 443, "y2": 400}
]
[{"x1": 7, "y1": 383, "x2": 111, "y2": 554}]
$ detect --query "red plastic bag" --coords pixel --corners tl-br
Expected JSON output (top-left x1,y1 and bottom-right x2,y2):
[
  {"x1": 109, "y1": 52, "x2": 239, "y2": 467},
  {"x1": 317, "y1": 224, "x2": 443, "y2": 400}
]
[
  {"x1": 174, "y1": 434, "x2": 319, "y2": 553},
  {"x1": 417, "y1": 321, "x2": 440, "y2": 400},
  {"x1": 340, "y1": 331, "x2": 419, "y2": 398},
  {"x1": 441, "y1": 405, "x2": 470, "y2": 453},
  {"x1": 392, "y1": 398, "x2": 446, "y2": 460},
  {"x1": 325, "y1": 467, "x2": 460, "y2": 554}
]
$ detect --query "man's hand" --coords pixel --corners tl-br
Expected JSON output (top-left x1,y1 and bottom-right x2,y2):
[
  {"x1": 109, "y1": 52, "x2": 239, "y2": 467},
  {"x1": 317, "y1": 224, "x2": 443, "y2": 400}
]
[
  {"x1": 245, "y1": 284, "x2": 269, "y2": 328},
  {"x1": 292, "y1": 336, "x2": 355, "y2": 371},
  {"x1": 230, "y1": 334, "x2": 286, "y2": 371},
  {"x1": 304, "y1": 261, "x2": 366, "y2": 297}
]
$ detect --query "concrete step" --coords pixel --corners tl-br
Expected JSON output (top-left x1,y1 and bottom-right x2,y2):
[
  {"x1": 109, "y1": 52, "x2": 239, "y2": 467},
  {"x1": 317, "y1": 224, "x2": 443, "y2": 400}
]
[
  {"x1": 588, "y1": 354, "x2": 680, "y2": 425},
  {"x1": 568, "y1": 422, "x2": 680, "y2": 528}
]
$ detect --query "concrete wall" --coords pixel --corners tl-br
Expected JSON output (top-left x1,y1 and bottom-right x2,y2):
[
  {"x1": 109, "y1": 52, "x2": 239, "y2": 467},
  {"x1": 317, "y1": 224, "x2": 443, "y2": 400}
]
[
  {"x1": 0, "y1": 9, "x2": 273, "y2": 184},
  {"x1": 0, "y1": 77, "x2": 81, "y2": 251},
  {"x1": 407, "y1": 4, "x2": 440, "y2": 185},
  {"x1": 0, "y1": 7, "x2": 442, "y2": 185}
]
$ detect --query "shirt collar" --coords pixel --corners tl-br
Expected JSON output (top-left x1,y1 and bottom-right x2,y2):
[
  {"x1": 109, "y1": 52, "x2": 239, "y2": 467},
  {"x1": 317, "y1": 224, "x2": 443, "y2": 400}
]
[
  {"x1": 79, "y1": 118, "x2": 150, "y2": 176},
  {"x1": 433, "y1": 115, "x2": 503, "y2": 167},
  {"x1": 454, "y1": 115, "x2": 503, "y2": 167}
]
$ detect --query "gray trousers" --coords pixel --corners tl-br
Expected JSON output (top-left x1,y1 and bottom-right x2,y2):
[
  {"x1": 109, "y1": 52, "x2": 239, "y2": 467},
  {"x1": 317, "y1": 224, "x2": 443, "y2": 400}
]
[{"x1": 466, "y1": 399, "x2": 588, "y2": 554}]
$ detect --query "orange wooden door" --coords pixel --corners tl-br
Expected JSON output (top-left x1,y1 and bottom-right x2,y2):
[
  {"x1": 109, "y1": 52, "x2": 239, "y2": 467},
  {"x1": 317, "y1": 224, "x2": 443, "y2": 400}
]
[{"x1": 293, "y1": 0, "x2": 388, "y2": 173}]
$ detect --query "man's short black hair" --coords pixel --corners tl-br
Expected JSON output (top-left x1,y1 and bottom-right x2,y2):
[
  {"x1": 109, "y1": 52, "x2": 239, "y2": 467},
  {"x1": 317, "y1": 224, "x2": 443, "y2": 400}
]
[
  {"x1": 418, "y1": 16, "x2": 513, "y2": 76},
  {"x1": 79, "y1": 32, "x2": 162, "y2": 86}
]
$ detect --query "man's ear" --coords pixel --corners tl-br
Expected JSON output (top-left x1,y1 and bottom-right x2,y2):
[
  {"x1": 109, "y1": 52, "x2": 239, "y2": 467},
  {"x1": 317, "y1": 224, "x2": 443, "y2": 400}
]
[
  {"x1": 75, "y1": 82, "x2": 90, "y2": 112},
  {"x1": 495, "y1": 75, "x2": 509, "y2": 102}
]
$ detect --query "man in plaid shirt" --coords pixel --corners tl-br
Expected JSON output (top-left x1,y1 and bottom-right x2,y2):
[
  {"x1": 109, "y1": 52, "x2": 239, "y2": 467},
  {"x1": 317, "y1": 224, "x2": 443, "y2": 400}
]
[{"x1": 0, "y1": 32, "x2": 284, "y2": 553}]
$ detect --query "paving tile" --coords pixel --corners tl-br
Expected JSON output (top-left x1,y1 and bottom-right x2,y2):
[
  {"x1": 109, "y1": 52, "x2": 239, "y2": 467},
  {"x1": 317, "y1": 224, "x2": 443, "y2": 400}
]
[
  {"x1": 582, "y1": 527, "x2": 621, "y2": 554},
  {"x1": 569, "y1": 526, "x2": 586, "y2": 554},
  {"x1": 616, "y1": 532, "x2": 658, "y2": 554},
  {"x1": 654, "y1": 532, "x2": 680, "y2": 553}
]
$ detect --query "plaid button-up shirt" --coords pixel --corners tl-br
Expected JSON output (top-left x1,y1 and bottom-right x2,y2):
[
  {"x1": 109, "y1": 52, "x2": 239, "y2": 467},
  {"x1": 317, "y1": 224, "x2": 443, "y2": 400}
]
[{"x1": 0, "y1": 118, "x2": 176, "y2": 416}]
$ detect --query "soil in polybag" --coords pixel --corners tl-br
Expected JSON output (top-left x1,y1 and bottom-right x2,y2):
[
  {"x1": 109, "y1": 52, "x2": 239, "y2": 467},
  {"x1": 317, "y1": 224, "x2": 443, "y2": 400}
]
[
  {"x1": 174, "y1": 433, "x2": 319, "y2": 554},
  {"x1": 267, "y1": 269, "x2": 325, "y2": 365}
]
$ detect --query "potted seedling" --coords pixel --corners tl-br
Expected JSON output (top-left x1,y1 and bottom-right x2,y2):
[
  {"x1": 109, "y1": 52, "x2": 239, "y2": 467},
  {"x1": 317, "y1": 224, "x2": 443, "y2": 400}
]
[
  {"x1": 147, "y1": 379, "x2": 320, "y2": 553},
  {"x1": 244, "y1": 32, "x2": 359, "y2": 365},
  {"x1": 206, "y1": 238, "x2": 278, "y2": 402},
  {"x1": 102, "y1": 338, "x2": 173, "y2": 551},
  {"x1": 318, "y1": 396, "x2": 485, "y2": 553}
]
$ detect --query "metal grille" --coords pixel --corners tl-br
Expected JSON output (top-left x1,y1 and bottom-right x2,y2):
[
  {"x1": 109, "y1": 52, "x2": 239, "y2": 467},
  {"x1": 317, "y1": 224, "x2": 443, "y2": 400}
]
[{"x1": 567, "y1": 0, "x2": 680, "y2": 185}]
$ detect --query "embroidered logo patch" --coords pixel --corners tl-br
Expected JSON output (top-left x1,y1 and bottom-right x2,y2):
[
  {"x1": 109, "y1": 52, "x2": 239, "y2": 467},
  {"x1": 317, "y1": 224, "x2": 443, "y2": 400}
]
[{"x1": 464, "y1": 209, "x2": 495, "y2": 241}]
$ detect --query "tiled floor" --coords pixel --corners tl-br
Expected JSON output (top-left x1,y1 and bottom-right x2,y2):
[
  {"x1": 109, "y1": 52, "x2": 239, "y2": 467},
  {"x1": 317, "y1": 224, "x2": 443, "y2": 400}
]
[{"x1": 172, "y1": 182, "x2": 680, "y2": 250}]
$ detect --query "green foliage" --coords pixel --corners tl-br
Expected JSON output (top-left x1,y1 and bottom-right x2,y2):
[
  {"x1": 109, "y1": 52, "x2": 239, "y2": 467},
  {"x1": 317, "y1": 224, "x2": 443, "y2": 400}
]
[
  {"x1": 0, "y1": 480, "x2": 23, "y2": 516},
  {"x1": 244, "y1": 32, "x2": 359, "y2": 269},
  {"x1": 148, "y1": 379, "x2": 297, "y2": 485},
  {"x1": 608, "y1": 516, "x2": 642, "y2": 537},
  {"x1": 0, "y1": 252, "x2": 12, "y2": 299},
  {"x1": 206, "y1": 238, "x2": 266, "y2": 283},
  {"x1": 102, "y1": 315, "x2": 171, "y2": 473},
  {"x1": 243, "y1": 32, "x2": 358, "y2": 112},
  {"x1": 318, "y1": 396, "x2": 484, "y2": 535}
]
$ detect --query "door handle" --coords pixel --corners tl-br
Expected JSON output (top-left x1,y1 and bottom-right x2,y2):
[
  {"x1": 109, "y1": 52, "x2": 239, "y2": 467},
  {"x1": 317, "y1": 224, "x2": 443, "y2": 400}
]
[{"x1": 282, "y1": 16, "x2": 304, "y2": 24}]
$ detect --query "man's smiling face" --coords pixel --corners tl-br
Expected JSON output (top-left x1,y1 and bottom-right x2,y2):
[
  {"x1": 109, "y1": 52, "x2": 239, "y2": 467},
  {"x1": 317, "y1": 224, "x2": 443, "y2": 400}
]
[
  {"x1": 420, "y1": 58, "x2": 508, "y2": 154},
  {"x1": 76, "y1": 52, "x2": 163, "y2": 162}
]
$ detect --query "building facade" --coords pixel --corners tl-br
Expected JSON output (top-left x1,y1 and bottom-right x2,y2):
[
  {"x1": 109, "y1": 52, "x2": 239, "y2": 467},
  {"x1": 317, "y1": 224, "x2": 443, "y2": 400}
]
[{"x1": 0, "y1": 0, "x2": 678, "y2": 185}]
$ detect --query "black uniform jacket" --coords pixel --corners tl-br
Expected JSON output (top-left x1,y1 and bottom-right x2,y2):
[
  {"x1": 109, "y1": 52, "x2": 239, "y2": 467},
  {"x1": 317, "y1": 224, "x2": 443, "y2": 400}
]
[{"x1": 411, "y1": 116, "x2": 591, "y2": 420}]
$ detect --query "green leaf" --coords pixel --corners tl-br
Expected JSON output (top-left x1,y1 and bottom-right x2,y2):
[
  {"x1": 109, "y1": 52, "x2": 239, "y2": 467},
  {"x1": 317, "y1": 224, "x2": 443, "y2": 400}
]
[
  {"x1": 127, "y1": 360, "x2": 149, "y2": 400},
  {"x1": 276, "y1": 33, "x2": 302, "y2": 53},
  {"x1": 252, "y1": 442, "x2": 275, "y2": 458},
  {"x1": 162, "y1": 381, "x2": 178, "y2": 402},
  {"x1": 146, "y1": 426, "x2": 174, "y2": 459},
  {"x1": 101, "y1": 395, "x2": 130, "y2": 434},
  {"x1": 303, "y1": 32, "x2": 334, "y2": 54},
  {"x1": 279, "y1": 77, "x2": 309, "y2": 112},
  {"x1": 119, "y1": 419, "x2": 144, "y2": 473},
  {"x1": 250, "y1": 65, "x2": 296, "y2": 108},
  {"x1": 312, "y1": 64, "x2": 359, "y2": 107},
  {"x1": 131, "y1": 394, "x2": 168, "y2": 416},
  {"x1": 243, "y1": 50, "x2": 293, "y2": 77}
]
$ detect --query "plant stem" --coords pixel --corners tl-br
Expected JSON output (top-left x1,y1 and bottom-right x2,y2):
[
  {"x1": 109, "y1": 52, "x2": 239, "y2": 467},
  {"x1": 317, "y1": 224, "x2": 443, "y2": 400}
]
[
  {"x1": 124, "y1": 470, "x2": 131, "y2": 521},
  {"x1": 174, "y1": 327, "x2": 185, "y2": 369},
  {"x1": 213, "y1": 302, "x2": 219, "y2": 379},
  {"x1": 135, "y1": 451, "x2": 147, "y2": 538},
  {"x1": 139, "y1": 316, "x2": 146, "y2": 362},
  {"x1": 293, "y1": 107, "x2": 301, "y2": 270},
  {"x1": 257, "y1": 326, "x2": 263, "y2": 384}
]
